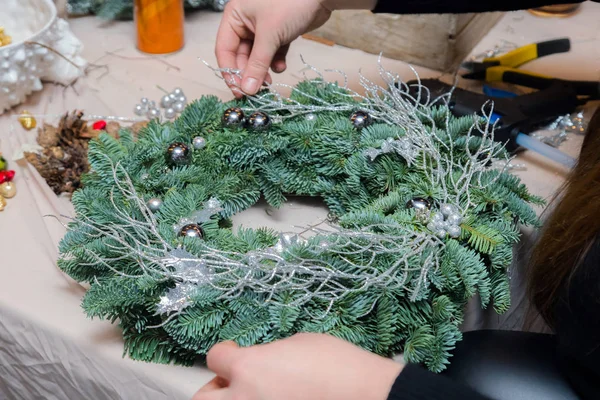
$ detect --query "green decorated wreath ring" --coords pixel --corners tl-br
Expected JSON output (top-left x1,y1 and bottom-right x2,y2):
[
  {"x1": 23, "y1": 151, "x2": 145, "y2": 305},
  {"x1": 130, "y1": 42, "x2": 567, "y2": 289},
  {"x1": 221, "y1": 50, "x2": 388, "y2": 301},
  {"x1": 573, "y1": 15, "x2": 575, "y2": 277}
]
[{"x1": 59, "y1": 73, "x2": 542, "y2": 372}]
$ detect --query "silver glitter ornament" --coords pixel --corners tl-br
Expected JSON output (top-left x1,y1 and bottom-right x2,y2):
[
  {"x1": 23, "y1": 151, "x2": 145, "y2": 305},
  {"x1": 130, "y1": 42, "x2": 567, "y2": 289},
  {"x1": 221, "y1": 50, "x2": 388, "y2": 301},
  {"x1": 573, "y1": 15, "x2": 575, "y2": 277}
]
[
  {"x1": 169, "y1": 93, "x2": 178, "y2": 102},
  {"x1": 161, "y1": 94, "x2": 173, "y2": 108},
  {"x1": 140, "y1": 97, "x2": 149, "y2": 105},
  {"x1": 193, "y1": 136, "x2": 207, "y2": 149},
  {"x1": 247, "y1": 111, "x2": 272, "y2": 131},
  {"x1": 173, "y1": 88, "x2": 184, "y2": 96},
  {"x1": 440, "y1": 203, "x2": 458, "y2": 217},
  {"x1": 164, "y1": 107, "x2": 177, "y2": 119},
  {"x1": 134, "y1": 104, "x2": 145, "y2": 116},
  {"x1": 177, "y1": 95, "x2": 187, "y2": 105},
  {"x1": 446, "y1": 213, "x2": 462, "y2": 226},
  {"x1": 447, "y1": 225, "x2": 461, "y2": 238},
  {"x1": 167, "y1": 142, "x2": 191, "y2": 166},
  {"x1": 179, "y1": 224, "x2": 204, "y2": 238},
  {"x1": 147, "y1": 108, "x2": 161, "y2": 120},
  {"x1": 147, "y1": 198, "x2": 163, "y2": 212},
  {"x1": 173, "y1": 102, "x2": 186, "y2": 113},
  {"x1": 223, "y1": 107, "x2": 245, "y2": 128},
  {"x1": 350, "y1": 110, "x2": 372, "y2": 129}
]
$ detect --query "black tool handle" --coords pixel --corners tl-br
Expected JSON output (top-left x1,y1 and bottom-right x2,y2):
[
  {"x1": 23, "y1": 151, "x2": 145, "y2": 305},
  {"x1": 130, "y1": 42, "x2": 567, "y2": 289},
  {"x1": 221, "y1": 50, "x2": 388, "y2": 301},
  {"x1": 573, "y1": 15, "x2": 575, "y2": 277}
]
[{"x1": 404, "y1": 79, "x2": 581, "y2": 152}]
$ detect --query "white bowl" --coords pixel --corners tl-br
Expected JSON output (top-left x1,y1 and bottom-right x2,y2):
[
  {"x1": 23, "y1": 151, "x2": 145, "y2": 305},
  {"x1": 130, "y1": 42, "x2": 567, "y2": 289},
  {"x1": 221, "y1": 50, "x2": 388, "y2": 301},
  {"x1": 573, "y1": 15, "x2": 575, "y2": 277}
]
[{"x1": 0, "y1": 0, "x2": 86, "y2": 114}]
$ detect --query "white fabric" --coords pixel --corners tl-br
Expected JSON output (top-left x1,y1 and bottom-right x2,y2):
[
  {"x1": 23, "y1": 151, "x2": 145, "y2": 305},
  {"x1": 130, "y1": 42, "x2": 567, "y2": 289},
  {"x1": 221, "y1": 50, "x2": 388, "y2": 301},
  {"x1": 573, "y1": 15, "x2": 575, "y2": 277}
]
[{"x1": 1, "y1": 6, "x2": 598, "y2": 399}]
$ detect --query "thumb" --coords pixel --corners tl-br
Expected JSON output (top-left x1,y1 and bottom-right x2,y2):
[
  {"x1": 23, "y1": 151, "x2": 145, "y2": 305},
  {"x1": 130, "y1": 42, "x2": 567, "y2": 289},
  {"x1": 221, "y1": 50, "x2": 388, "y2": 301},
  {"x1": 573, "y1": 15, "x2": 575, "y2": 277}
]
[
  {"x1": 206, "y1": 341, "x2": 240, "y2": 380},
  {"x1": 242, "y1": 29, "x2": 280, "y2": 95}
]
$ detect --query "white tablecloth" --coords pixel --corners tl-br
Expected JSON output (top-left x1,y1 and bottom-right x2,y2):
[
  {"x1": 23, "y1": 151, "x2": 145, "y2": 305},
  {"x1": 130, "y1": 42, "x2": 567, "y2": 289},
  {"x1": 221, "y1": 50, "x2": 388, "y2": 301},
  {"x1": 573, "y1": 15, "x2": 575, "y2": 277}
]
[{"x1": 1, "y1": 5, "x2": 599, "y2": 400}]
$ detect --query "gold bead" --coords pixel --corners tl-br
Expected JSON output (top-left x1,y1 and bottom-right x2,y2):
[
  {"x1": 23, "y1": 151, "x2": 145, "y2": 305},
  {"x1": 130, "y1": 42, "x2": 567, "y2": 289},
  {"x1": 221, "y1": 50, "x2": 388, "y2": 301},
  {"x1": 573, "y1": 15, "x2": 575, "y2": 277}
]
[
  {"x1": 0, "y1": 195, "x2": 6, "y2": 211},
  {"x1": 0, "y1": 182, "x2": 16, "y2": 198},
  {"x1": 18, "y1": 111, "x2": 37, "y2": 130}
]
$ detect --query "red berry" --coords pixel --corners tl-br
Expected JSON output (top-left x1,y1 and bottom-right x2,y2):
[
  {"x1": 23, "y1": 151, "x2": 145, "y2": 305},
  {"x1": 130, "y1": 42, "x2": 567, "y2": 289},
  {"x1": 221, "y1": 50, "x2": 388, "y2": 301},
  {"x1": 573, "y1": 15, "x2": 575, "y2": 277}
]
[
  {"x1": 4, "y1": 170, "x2": 15, "y2": 182},
  {"x1": 93, "y1": 120, "x2": 107, "y2": 130}
]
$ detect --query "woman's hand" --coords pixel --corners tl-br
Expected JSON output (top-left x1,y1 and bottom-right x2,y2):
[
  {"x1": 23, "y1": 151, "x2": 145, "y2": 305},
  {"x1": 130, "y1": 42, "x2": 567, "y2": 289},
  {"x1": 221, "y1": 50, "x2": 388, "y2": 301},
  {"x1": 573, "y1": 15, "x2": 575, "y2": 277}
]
[
  {"x1": 193, "y1": 333, "x2": 403, "y2": 400},
  {"x1": 215, "y1": 0, "x2": 377, "y2": 98}
]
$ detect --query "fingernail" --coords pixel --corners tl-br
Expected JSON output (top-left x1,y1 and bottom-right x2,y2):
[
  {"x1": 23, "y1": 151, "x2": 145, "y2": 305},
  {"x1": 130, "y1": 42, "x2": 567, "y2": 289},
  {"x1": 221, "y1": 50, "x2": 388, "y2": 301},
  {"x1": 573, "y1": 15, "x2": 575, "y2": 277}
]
[{"x1": 242, "y1": 78, "x2": 259, "y2": 94}]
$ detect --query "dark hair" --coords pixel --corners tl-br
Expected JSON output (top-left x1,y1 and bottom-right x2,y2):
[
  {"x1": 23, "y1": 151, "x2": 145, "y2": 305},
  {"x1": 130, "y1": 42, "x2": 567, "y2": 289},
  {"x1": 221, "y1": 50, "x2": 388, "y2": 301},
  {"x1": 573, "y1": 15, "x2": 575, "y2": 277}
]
[{"x1": 528, "y1": 107, "x2": 600, "y2": 327}]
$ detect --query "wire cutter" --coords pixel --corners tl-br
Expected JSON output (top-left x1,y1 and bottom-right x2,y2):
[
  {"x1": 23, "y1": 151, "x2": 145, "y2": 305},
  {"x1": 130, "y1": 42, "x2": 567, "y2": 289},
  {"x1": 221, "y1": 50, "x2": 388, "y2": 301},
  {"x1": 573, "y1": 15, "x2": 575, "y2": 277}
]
[{"x1": 462, "y1": 38, "x2": 600, "y2": 102}]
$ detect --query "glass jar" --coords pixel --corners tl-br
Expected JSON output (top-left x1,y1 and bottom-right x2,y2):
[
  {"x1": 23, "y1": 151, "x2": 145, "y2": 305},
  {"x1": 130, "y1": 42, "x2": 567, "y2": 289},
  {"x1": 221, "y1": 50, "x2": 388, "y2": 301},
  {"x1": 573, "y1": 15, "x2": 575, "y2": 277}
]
[{"x1": 134, "y1": 0, "x2": 185, "y2": 54}]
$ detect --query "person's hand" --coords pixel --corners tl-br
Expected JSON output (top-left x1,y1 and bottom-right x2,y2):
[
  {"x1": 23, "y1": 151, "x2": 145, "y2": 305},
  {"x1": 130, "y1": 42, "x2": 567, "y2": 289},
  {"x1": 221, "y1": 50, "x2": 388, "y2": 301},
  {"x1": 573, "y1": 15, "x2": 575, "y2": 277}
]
[
  {"x1": 215, "y1": 0, "x2": 377, "y2": 98},
  {"x1": 192, "y1": 333, "x2": 403, "y2": 400}
]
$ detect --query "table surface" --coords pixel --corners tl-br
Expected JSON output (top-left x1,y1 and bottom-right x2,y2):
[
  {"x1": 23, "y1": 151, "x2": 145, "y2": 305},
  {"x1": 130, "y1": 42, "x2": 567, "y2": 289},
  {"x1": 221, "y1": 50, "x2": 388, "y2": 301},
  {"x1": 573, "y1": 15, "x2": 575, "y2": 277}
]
[{"x1": 1, "y1": 5, "x2": 599, "y2": 400}]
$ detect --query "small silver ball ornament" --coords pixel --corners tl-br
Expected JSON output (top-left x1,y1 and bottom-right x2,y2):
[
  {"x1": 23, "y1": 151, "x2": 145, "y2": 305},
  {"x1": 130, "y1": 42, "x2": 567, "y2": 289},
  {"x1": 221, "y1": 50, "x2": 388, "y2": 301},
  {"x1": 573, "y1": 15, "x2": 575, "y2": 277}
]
[
  {"x1": 173, "y1": 102, "x2": 185, "y2": 113},
  {"x1": 177, "y1": 95, "x2": 187, "y2": 105},
  {"x1": 446, "y1": 213, "x2": 463, "y2": 226},
  {"x1": 447, "y1": 225, "x2": 461, "y2": 238},
  {"x1": 172, "y1": 88, "x2": 184, "y2": 96},
  {"x1": 147, "y1": 108, "x2": 161, "y2": 120},
  {"x1": 440, "y1": 203, "x2": 458, "y2": 217},
  {"x1": 164, "y1": 107, "x2": 177, "y2": 119},
  {"x1": 140, "y1": 97, "x2": 149, "y2": 105},
  {"x1": 134, "y1": 104, "x2": 145, "y2": 116},
  {"x1": 193, "y1": 136, "x2": 207, "y2": 149},
  {"x1": 147, "y1": 198, "x2": 163, "y2": 212},
  {"x1": 161, "y1": 94, "x2": 173, "y2": 108}
]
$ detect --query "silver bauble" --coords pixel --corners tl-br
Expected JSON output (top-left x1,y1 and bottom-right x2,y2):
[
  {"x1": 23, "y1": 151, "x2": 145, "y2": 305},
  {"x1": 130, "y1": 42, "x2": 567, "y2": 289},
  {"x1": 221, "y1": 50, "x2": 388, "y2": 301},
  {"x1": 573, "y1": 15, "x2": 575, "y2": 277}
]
[
  {"x1": 147, "y1": 108, "x2": 161, "y2": 120},
  {"x1": 447, "y1": 225, "x2": 461, "y2": 238},
  {"x1": 134, "y1": 104, "x2": 145, "y2": 116},
  {"x1": 446, "y1": 213, "x2": 462, "y2": 226},
  {"x1": 173, "y1": 102, "x2": 185, "y2": 113},
  {"x1": 193, "y1": 136, "x2": 207, "y2": 149},
  {"x1": 440, "y1": 203, "x2": 458, "y2": 217},
  {"x1": 164, "y1": 107, "x2": 177, "y2": 119},
  {"x1": 147, "y1": 198, "x2": 163, "y2": 212},
  {"x1": 161, "y1": 94, "x2": 173, "y2": 108}
]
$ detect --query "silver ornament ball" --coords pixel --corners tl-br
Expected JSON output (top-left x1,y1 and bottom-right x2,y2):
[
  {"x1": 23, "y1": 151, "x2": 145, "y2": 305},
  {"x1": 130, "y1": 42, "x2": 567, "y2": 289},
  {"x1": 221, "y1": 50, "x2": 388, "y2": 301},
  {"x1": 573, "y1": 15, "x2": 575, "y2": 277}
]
[
  {"x1": 406, "y1": 197, "x2": 430, "y2": 212},
  {"x1": 161, "y1": 94, "x2": 173, "y2": 108},
  {"x1": 431, "y1": 212, "x2": 444, "y2": 224},
  {"x1": 440, "y1": 203, "x2": 458, "y2": 217},
  {"x1": 164, "y1": 107, "x2": 177, "y2": 119},
  {"x1": 172, "y1": 88, "x2": 184, "y2": 96},
  {"x1": 193, "y1": 136, "x2": 207, "y2": 149},
  {"x1": 177, "y1": 95, "x2": 187, "y2": 105},
  {"x1": 446, "y1": 213, "x2": 463, "y2": 226},
  {"x1": 447, "y1": 225, "x2": 461, "y2": 238},
  {"x1": 134, "y1": 104, "x2": 145, "y2": 116},
  {"x1": 140, "y1": 97, "x2": 149, "y2": 105},
  {"x1": 435, "y1": 229, "x2": 448, "y2": 239},
  {"x1": 147, "y1": 198, "x2": 163, "y2": 212},
  {"x1": 147, "y1": 108, "x2": 161, "y2": 120},
  {"x1": 173, "y1": 102, "x2": 185, "y2": 113}
]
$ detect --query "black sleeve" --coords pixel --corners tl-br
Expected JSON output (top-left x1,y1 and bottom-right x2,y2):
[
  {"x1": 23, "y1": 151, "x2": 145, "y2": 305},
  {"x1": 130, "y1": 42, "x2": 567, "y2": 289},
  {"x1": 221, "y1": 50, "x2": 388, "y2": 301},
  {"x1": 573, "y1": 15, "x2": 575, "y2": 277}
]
[
  {"x1": 387, "y1": 364, "x2": 492, "y2": 400},
  {"x1": 373, "y1": 0, "x2": 591, "y2": 15}
]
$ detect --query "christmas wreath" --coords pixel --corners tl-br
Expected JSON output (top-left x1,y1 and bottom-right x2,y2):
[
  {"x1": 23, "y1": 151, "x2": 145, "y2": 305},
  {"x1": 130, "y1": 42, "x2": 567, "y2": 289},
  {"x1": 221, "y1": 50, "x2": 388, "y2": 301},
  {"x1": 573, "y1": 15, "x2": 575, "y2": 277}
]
[{"x1": 58, "y1": 66, "x2": 542, "y2": 372}]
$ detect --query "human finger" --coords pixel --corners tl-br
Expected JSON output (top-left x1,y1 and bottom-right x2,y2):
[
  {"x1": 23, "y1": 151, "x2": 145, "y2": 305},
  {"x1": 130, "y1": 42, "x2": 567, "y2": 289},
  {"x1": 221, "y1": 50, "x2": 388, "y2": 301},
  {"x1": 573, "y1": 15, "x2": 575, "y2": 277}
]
[
  {"x1": 241, "y1": 28, "x2": 280, "y2": 94},
  {"x1": 271, "y1": 44, "x2": 290, "y2": 73},
  {"x1": 206, "y1": 341, "x2": 240, "y2": 380}
]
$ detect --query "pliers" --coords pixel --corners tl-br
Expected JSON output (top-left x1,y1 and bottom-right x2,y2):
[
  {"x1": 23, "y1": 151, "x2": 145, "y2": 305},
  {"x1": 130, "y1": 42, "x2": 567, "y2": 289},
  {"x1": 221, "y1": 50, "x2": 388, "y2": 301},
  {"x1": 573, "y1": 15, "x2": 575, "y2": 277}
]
[{"x1": 462, "y1": 38, "x2": 600, "y2": 102}]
